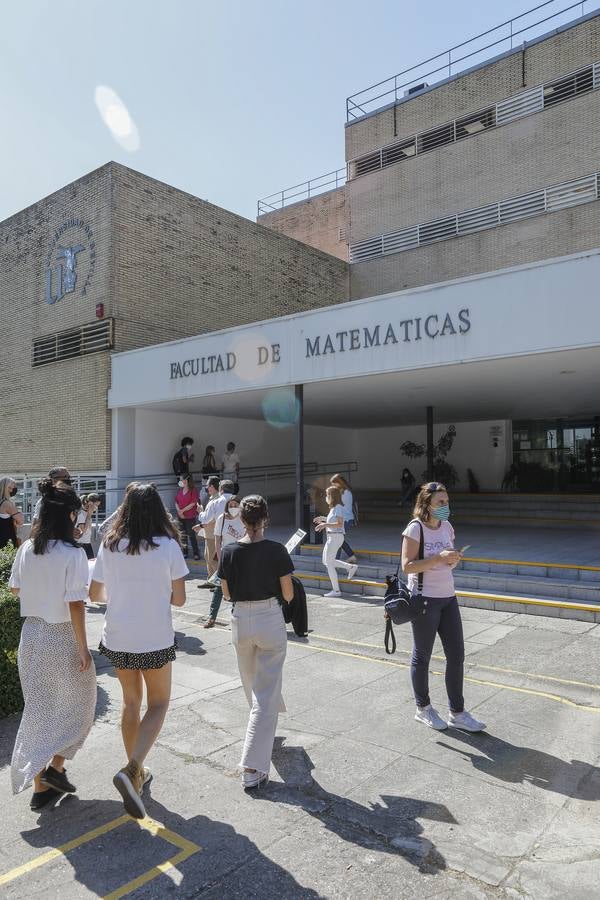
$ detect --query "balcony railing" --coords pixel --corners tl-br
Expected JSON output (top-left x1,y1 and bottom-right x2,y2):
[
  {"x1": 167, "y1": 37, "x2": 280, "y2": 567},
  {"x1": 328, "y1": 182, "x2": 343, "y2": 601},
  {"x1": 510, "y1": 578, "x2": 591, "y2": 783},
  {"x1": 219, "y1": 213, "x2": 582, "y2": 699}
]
[
  {"x1": 346, "y1": 0, "x2": 597, "y2": 121},
  {"x1": 257, "y1": 168, "x2": 347, "y2": 216}
]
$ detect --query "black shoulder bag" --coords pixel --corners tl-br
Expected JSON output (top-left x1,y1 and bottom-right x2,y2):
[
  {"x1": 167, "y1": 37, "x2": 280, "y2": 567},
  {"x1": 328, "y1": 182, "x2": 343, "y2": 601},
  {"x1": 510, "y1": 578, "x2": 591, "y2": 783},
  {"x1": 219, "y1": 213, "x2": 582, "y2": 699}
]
[{"x1": 384, "y1": 520, "x2": 424, "y2": 655}]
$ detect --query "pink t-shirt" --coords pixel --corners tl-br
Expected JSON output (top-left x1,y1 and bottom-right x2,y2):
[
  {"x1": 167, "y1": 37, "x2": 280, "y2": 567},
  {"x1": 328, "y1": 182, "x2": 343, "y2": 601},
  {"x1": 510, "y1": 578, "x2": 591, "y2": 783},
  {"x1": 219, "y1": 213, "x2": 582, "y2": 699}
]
[
  {"x1": 176, "y1": 488, "x2": 199, "y2": 520},
  {"x1": 402, "y1": 519, "x2": 456, "y2": 598}
]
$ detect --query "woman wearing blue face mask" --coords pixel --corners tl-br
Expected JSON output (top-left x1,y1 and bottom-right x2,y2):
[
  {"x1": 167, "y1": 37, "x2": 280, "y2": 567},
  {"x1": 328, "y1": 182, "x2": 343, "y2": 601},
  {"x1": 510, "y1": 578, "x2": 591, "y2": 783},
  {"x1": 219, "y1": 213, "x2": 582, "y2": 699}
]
[{"x1": 401, "y1": 482, "x2": 485, "y2": 733}]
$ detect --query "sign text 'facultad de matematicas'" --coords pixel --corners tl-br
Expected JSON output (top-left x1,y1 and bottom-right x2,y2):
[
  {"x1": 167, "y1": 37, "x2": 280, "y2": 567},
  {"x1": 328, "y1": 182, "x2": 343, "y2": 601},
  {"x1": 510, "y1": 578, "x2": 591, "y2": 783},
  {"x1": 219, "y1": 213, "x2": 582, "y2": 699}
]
[{"x1": 168, "y1": 307, "x2": 471, "y2": 380}]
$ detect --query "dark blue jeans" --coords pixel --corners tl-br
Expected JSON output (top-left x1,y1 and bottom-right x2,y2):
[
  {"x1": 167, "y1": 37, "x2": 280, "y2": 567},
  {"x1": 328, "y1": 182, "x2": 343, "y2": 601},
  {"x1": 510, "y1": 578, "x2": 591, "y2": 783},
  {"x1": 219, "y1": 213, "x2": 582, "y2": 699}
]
[
  {"x1": 209, "y1": 585, "x2": 223, "y2": 621},
  {"x1": 410, "y1": 595, "x2": 465, "y2": 713},
  {"x1": 336, "y1": 519, "x2": 355, "y2": 559}
]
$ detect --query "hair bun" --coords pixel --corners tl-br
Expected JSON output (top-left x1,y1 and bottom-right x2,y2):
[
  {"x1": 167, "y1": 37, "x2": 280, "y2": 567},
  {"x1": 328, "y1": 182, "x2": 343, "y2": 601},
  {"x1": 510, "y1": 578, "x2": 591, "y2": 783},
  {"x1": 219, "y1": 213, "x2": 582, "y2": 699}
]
[{"x1": 38, "y1": 477, "x2": 54, "y2": 497}]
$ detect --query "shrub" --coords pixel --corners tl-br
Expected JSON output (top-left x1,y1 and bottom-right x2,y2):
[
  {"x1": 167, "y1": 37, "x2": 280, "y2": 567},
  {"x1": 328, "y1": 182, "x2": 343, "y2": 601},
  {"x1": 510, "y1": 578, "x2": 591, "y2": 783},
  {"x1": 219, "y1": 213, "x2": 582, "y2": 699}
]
[{"x1": 0, "y1": 545, "x2": 23, "y2": 717}]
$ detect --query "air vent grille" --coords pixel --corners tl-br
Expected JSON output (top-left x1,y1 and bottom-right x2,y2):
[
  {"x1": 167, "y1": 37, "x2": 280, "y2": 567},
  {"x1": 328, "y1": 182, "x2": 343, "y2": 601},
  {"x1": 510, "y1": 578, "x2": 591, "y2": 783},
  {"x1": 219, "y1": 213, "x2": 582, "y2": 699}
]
[{"x1": 33, "y1": 318, "x2": 113, "y2": 367}]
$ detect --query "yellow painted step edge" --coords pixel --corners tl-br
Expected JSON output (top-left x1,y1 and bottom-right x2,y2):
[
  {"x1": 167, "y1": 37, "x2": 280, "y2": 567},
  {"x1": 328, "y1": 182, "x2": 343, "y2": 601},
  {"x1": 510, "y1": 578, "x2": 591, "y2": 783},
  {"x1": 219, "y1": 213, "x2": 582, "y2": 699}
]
[
  {"x1": 294, "y1": 571, "x2": 600, "y2": 615},
  {"x1": 298, "y1": 544, "x2": 600, "y2": 573}
]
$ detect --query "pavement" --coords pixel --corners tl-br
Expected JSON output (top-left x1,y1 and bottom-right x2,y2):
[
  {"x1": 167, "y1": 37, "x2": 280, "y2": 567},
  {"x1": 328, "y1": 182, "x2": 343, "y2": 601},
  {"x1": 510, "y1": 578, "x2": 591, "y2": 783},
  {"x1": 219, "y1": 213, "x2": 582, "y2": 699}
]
[{"x1": 2, "y1": 578, "x2": 600, "y2": 899}]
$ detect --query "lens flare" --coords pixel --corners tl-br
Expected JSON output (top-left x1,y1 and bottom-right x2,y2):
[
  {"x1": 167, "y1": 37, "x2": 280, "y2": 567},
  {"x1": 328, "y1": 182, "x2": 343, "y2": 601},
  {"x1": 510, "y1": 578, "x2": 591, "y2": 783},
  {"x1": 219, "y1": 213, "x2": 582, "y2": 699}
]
[
  {"x1": 261, "y1": 388, "x2": 300, "y2": 429},
  {"x1": 94, "y1": 85, "x2": 140, "y2": 152}
]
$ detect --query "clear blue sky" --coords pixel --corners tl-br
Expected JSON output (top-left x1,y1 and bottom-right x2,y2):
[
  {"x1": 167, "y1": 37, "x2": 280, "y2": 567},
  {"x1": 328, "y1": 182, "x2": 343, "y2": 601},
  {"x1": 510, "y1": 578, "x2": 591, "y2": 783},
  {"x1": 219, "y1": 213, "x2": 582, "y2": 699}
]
[{"x1": 0, "y1": 0, "x2": 572, "y2": 222}]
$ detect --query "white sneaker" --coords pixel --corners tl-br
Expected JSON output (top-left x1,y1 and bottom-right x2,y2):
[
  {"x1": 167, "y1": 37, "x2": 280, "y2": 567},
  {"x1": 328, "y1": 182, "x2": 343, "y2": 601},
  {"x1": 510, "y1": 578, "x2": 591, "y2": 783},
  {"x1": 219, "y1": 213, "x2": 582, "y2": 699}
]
[
  {"x1": 347, "y1": 555, "x2": 358, "y2": 564},
  {"x1": 347, "y1": 564, "x2": 358, "y2": 580},
  {"x1": 324, "y1": 590, "x2": 342, "y2": 598},
  {"x1": 241, "y1": 770, "x2": 269, "y2": 790},
  {"x1": 414, "y1": 704, "x2": 448, "y2": 730},
  {"x1": 448, "y1": 710, "x2": 486, "y2": 732}
]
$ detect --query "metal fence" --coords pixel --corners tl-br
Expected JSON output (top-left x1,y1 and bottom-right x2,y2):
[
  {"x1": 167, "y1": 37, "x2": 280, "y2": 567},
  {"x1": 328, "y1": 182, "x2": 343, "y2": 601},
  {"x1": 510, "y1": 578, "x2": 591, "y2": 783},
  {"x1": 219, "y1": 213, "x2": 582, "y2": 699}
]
[
  {"x1": 257, "y1": 168, "x2": 347, "y2": 215},
  {"x1": 346, "y1": 0, "x2": 596, "y2": 120}
]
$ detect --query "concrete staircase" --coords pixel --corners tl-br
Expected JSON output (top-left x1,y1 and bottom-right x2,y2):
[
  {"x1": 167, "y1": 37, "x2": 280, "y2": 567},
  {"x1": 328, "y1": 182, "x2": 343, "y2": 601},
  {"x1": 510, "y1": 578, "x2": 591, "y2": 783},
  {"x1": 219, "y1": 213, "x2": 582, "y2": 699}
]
[{"x1": 357, "y1": 491, "x2": 600, "y2": 528}]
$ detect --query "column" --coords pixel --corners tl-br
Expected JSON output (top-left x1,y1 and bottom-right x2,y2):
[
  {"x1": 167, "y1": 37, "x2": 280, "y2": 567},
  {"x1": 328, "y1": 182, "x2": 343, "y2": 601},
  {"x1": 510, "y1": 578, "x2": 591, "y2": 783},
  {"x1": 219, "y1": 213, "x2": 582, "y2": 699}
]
[
  {"x1": 294, "y1": 385, "x2": 305, "y2": 537},
  {"x1": 426, "y1": 406, "x2": 434, "y2": 482}
]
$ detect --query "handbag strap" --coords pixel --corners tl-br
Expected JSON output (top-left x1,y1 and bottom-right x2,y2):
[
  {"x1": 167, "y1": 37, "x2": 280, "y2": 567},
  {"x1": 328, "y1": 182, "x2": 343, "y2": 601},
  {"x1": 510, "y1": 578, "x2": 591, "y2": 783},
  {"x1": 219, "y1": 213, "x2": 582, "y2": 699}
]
[
  {"x1": 384, "y1": 617, "x2": 396, "y2": 655},
  {"x1": 397, "y1": 519, "x2": 425, "y2": 591}
]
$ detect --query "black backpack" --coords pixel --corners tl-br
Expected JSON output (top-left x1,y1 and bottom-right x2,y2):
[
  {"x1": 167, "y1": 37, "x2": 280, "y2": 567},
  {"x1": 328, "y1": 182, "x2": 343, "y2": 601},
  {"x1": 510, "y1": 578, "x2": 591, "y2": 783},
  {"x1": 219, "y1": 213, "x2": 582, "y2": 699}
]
[{"x1": 172, "y1": 449, "x2": 185, "y2": 476}]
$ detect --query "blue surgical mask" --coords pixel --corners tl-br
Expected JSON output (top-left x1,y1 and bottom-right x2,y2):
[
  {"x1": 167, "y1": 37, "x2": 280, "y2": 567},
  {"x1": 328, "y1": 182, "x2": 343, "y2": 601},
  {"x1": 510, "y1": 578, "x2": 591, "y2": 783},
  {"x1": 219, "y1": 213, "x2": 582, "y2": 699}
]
[{"x1": 432, "y1": 504, "x2": 450, "y2": 521}]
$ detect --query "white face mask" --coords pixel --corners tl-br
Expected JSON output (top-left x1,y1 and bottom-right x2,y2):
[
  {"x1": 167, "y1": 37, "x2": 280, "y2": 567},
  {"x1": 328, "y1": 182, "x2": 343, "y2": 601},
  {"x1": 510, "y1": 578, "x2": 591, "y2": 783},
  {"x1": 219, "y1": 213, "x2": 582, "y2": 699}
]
[
  {"x1": 229, "y1": 507, "x2": 241, "y2": 517},
  {"x1": 178, "y1": 480, "x2": 185, "y2": 488}
]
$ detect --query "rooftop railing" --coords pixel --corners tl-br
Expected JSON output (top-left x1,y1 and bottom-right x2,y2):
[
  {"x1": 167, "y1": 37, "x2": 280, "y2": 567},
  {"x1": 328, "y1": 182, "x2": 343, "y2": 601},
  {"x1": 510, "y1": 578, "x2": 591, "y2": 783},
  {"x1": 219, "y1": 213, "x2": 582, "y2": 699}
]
[
  {"x1": 346, "y1": 0, "x2": 597, "y2": 121},
  {"x1": 257, "y1": 168, "x2": 347, "y2": 216}
]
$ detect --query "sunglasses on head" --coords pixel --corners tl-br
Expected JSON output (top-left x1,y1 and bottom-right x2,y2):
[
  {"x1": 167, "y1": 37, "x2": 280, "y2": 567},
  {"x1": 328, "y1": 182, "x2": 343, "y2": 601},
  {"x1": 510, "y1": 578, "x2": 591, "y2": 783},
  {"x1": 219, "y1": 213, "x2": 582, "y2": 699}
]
[{"x1": 425, "y1": 482, "x2": 444, "y2": 492}]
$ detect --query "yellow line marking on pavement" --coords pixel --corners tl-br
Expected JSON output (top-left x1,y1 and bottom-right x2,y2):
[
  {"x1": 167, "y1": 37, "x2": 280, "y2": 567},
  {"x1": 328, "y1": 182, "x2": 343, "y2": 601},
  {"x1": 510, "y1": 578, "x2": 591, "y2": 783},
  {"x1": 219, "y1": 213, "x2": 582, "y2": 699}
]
[
  {"x1": 305, "y1": 644, "x2": 600, "y2": 713},
  {"x1": 308, "y1": 632, "x2": 600, "y2": 692},
  {"x1": 103, "y1": 817, "x2": 201, "y2": 900},
  {"x1": 0, "y1": 815, "x2": 201, "y2": 898}
]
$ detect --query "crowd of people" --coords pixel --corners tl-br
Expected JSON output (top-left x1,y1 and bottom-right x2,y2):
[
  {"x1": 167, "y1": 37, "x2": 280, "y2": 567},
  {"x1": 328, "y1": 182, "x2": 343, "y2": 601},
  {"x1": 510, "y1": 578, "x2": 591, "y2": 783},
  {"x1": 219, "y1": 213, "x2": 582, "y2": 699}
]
[{"x1": 5, "y1": 462, "x2": 485, "y2": 820}]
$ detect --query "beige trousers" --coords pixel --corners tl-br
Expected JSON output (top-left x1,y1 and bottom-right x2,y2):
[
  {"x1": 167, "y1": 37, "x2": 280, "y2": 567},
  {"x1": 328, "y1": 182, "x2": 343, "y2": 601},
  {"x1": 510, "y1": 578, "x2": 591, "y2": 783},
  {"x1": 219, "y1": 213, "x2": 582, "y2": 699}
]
[
  {"x1": 204, "y1": 535, "x2": 217, "y2": 577},
  {"x1": 231, "y1": 598, "x2": 287, "y2": 775}
]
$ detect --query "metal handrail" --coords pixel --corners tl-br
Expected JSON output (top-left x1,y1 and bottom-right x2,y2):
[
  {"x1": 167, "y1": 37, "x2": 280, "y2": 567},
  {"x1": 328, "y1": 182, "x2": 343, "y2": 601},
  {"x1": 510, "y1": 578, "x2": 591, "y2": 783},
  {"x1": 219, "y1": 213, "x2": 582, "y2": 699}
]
[
  {"x1": 257, "y1": 168, "x2": 347, "y2": 215},
  {"x1": 346, "y1": 0, "x2": 595, "y2": 120}
]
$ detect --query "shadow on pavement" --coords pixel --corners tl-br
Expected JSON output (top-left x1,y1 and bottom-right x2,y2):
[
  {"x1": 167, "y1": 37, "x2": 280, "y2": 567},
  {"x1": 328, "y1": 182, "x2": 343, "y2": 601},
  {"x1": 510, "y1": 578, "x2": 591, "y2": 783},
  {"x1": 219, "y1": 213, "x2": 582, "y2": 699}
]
[
  {"x1": 19, "y1": 794, "x2": 323, "y2": 898},
  {"x1": 174, "y1": 630, "x2": 206, "y2": 656},
  {"x1": 437, "y1": 730, "x2": 600, "y2": 800},
  {"x1": 255, "y1": 738, "x2": 454, "y2": 872}
]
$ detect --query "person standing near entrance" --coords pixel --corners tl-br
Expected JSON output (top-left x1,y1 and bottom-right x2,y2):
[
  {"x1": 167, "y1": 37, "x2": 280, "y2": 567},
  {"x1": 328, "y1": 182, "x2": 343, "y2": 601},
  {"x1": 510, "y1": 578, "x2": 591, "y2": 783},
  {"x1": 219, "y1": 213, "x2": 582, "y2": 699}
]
[
  {"x1": 204, "y1": 495, "x2": 246, "y2": 628},
  {"x1": 330, "y1": 474, "x2": 357, "y2": 564},
  {"x1": 75, "y1": 493, "x2": 101, "y2": 560},
  {"x1": 218, "y1": 495, "x2": 294, "y2": 789},
  {"x1": 195, "y1": 479, "x2": 235, "y2": 586},
  {"x1": 314, "y1": 485, "x2": 358, "y2": 598},
  {"x1": 0, "y1": 476, "x2": 24, "y2": 549},
  {"x1": 398, "y1": 467, "x2": 416, "y2": 508},
  {"x1": 172, "y1": 437, "x2": 194, "y2": 483},
  {"x1": 175, "y1": 475, "x2": 201, "y2": 560},
  {"x1": 89, "y1": 482, "x2": 188, "y2": 819},
  {"x1": 8, "y1": 478, "x2": 96, "y2": 809},
  {"x1": 221, "y1": 442, "x2": 240, "y2": 493},
  {"x1": 402, "y1": 482, "x2": 485, "y2": 733},
  {"x1": 32, "y1": 466, "x2": 72, "y2": 522}
]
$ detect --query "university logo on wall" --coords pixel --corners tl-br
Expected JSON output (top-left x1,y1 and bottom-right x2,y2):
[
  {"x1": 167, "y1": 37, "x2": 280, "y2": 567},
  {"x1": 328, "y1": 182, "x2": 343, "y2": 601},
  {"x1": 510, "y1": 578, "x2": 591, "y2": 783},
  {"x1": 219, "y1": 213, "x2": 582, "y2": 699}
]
[{"x1": 45, "y1": 218, "x2": 96, "y2": 304}]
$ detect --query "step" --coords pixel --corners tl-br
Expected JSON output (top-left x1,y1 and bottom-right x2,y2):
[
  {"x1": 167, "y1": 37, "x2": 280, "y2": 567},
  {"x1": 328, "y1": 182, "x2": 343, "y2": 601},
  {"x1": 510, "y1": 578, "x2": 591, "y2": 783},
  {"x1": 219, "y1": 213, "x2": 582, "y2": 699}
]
[
  {"x1": 290, "y1": 554, "x2": 600, "y2": 603},
  {"x1": 295, "y1": 545, "x2": 600, "y2": 583},
  {"x1": 292, "y1": 571, "x2": 600, "y2": 624}
]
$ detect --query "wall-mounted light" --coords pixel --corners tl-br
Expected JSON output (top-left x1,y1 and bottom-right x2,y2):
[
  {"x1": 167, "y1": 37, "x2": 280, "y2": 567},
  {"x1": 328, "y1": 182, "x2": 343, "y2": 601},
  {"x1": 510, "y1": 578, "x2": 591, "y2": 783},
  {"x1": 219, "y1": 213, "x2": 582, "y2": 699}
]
[{"x1": 96, "y1": 303, "x2": 104, "y2": 319}]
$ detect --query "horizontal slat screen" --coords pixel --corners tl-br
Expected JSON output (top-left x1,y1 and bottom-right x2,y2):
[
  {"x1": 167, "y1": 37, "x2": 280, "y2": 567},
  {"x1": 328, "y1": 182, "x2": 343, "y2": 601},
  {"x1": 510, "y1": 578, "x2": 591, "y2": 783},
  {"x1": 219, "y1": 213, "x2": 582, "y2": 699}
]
[{"x1": 33, "y1": 319, "x2": 113, "y2": 367}]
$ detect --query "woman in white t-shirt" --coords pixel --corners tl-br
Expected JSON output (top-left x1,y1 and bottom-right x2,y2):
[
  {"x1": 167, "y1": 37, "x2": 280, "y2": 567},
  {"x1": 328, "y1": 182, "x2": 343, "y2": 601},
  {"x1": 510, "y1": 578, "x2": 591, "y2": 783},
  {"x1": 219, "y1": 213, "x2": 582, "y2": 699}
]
[
  {"x1": 401, "y1": 482, "x2": 485, "y2": 734},
  {"x1": 89, "y1": 482, "x2": 188, "y2": 819},
  {"x1": 75, "y1": 493, "x2": 101, "y2": 560},
  {"x1": 204, "y1": 496, "x2": 246, "y2": 628},
  {"x1": 330, "y1": 474, "x2": 357, "y2": 564},
  {"x1": 314, "y1": 486, "x2": 358, "y2": 598},
  {"x1": 8, "y1": 479, "x2": 96, "y2": 810}
]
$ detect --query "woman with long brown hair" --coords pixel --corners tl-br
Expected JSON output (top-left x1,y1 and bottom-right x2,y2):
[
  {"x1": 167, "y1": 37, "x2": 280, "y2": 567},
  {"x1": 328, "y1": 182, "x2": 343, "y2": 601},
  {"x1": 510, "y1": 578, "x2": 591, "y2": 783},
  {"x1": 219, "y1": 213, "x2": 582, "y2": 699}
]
[
  {"x1": 401, "y1": 482, "x2": 485, "y2": 733},
  {"x1": 218, "y1": 495, "x2": 294, "y2": 789},
  {"x1": 89, "y1": 482, "x2": 188, "y2": 818},
  {"x1": 314, "y1": 485, "x2": 358, "y2": 597},
  {"x1": 9, "y1": 478, "x2": 95, "y2": 809}
]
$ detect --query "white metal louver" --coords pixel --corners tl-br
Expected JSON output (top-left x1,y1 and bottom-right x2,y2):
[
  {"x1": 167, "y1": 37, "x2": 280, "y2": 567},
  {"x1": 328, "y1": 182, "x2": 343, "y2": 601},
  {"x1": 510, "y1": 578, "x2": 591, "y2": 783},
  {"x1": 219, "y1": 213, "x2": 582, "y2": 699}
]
[
  {"x1": 349, "y1": 235, "x2": 384, "y2": 262},
  {"x1": 382, "y1": 225, "x2": 419, "y2": 254},
  {"x1": 33, "y1": 319, "x2": 114, "y2": 367},
  {"x1": 594, "y1": 62, "x2": 600, "y2": 90},
  {"x1": 418, "y1": 216, "x2": 458, "y2": 244},
  {"x1": 495, "y1": 86, "x2": 544, "y2": 125},
  {"x1": 499, "y1": 190, "x2": 545, "y2": 223},
  {"x1": 545, "y1": 175, "x2": 597, "y2": 211},
  {"x1": 457, "y1": 203, "x2": 499, "y2": 235}
]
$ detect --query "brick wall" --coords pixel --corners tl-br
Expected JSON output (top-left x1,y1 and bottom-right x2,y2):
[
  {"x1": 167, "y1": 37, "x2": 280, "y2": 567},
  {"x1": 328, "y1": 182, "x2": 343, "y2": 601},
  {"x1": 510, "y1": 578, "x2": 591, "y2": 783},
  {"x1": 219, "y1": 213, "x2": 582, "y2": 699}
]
[
  {"x1": 345, "y1": 14, "x2": 600, "y2": 162},
  {"x1": 257, "y1": 187, "x2": 348, "y2": 260},
  {"x1": 0, "y1": 165, "x2": 113, "y2": 473},
  {"x1": 111, "y1": 164, "x2": 349, "y2": 352}
]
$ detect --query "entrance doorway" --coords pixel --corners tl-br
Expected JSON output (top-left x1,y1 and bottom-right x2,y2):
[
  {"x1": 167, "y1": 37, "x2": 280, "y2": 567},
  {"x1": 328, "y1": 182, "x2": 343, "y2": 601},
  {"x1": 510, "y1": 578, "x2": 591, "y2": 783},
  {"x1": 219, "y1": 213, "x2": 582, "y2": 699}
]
[{"x1": 512, "y1": 419, "x2": 600, "y2": 492}]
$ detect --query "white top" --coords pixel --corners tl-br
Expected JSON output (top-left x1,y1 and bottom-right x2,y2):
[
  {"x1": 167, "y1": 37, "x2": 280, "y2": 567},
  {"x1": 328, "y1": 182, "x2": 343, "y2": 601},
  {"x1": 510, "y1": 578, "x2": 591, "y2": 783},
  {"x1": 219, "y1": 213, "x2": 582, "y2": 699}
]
[
  {"x1": 221, "y1": 451, "x2": 240, "y2": 476},
  {"x1": 402, "y1": 519, "x2": 456, "y2": 598},
  {"x1": 92, "y1": 536, "x2": 189, "y2": 652},
  {"x1": 9, "y1": 539, "x2": 89, "y2": 624},
  {"x1": 326, "y1": 504, "x2": 345, "y2": 534},
  {"x1": 340, "y1": 489, "x2": 354, "y2": 522},
  {"x1": 199, "y1": 492, "x2": 234, "y2": 525},
  {"x1": 215, "y1": 512, "x2": 246, "y2": 546},
  {"x1": 76, "y1": 509, "x2": 92, "y2": 545}
]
